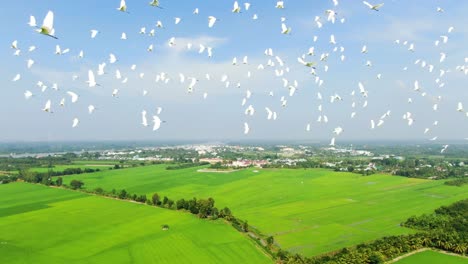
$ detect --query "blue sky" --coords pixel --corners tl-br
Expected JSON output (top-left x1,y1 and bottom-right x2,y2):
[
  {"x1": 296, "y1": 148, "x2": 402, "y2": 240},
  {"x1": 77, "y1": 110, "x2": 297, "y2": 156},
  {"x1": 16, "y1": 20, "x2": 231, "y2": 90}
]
[{"x1": 0, "y1": 0, "x2": 467, "y2": 143}]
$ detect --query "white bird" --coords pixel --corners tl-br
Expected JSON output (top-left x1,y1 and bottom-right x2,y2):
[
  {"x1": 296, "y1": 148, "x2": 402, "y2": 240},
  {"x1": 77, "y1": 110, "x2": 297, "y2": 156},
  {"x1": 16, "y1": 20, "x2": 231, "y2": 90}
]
[
  {"x1": 24, "y1": 90, "x2": 33, "y2": 100},
  {"x1": 28, "y1": 15, "x2": 37, "y2": 27},
  {"x1": 117, "y1": 0, "x2": 128, "y2": 13},
  {"x1": 11, "y1": 40, "x2": 18, "y2": 50},
  {"x1": 28, "y1": 46, "x2": 36, "y2": 52},
  {"x1": 121, "y1": 32, "x2": 127, "y2": 40},
  {"x1": 440, "y1": 53, "x2": 446, "y2": 63},
  {"x1": 330, "y1": 35, "x2": 336, "y2": 45},
  {"x1": 157, "y1": 107, "x2": 163, "y2": 115},
  {"x1": 90, "y1": 30, "x2": 99, "y2": 39},
  {"x1": 97, "y1": 63, "x2": 107, "y2": 75},
  {"x1": 358, "y1": 82, "x2": 368, "y2": 97},
  {"x1": 333, "y1": 127, "x2": 344, "y2": 136},
  {"x1": 153, "y1": 115, "x2": 162, "y2": 131},
  {"x1": 437, "y1": 7, "x2": 444, "y2": 13},
  {"x1": 370, "y1": 120, "x2": 375, "y2": 129},
  {"x1": 441, "y1": 145, "x2": 449, "y2": 154},
  {"x1": 12, "y1": 74, "x2": 21, "y2": 82},
  {"x1": 361, "y1": 45, "x2": 368, "y2": 53},
  {"x1": 232, "y1": 1, "x2": 241, "y2": 13},
  {"x1": 174, "y1": 17, "x2": 181, "y2": 24},
  {"x1": 414, "y1": 80, "x2": 421, "y2": 92},
  {"x1": 457, "y1": 102, "x2": 464, "y2": 112},
  {"x1": 193, "y1": 8, "x2": 199, "y2": 14},
  {"x1": 439, "y1": 36, "x2": 448, "y2": 44},
  {"x1": 363, "y1": 1, "x2": 384, "y2": 11},
  {"x1": 330, "y1": 137, "x2": 336, "y2": 146},
  {"x1": 43, "y1": 100, "x2": 52, "y2": 113},
  {"x1": 276, "y1": 1, "x2": 284, "y2": 9},
  {"x1": 67, "y1": 91, "x2": 79, "y2": 103},
  {"x1": 265, "y1": 107, "x2": 273, "y2": 120},
  {"x1": 87, "y1": 70, "x2": 98, "y2": 87},
  {"x1": 27, "y1": 59, "x2": 34, "y2": 69},
  {"x1": 244, "y1": 122, "x2": 250, "y2": 134},
  {"x1": 325, "y1": 10, "x2": 337, "y2": 23},
  {"x1": 37, "y1": 11, "x2": 57, "y2": 39},
  {"x1": 245, "y1": 3, "x2": 251, "y2": 10},
  {"x1": 88, "y1": 105, "x2": 96, "y2": 114},
  {"x1": 72, "y1": 118, "x2": 79, "y2": 128},
  {"x1": 281, "y1": 23, "x2": 291, "y2": 34},
  {"x1": 208, "y1": 16, "x2": 218, "y2": 28},
  {"x1": 112, "y1": 89, "x2": 119, "y2": 97},
  {"x1": 141, "y1": 111, "x2": 149, "y2": 127},
  {"x1": 109, "y1": 53, "x2": 117, "y2": 64},
  {"x1": 149, "y1": 0, "x2": 162, "y2": 8}
]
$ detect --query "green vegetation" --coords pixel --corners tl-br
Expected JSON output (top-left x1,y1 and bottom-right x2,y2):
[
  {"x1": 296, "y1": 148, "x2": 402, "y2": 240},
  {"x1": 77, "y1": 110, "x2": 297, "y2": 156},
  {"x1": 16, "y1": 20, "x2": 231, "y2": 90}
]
[
  {"x1": 165, "y1": 162, "x2": 209, "y2": 170},
  {"x1": 445, "y1": 177, "x2": 468, "y2": 187},
  {"x1": 0, "y1": 183, "x2": 271, "y2": 264},
  {"x1": 57, "y1": 165, "x2": 468, "y2": 256},
  {"x1": 394, "y1": 250, "x2": 467, "y2": 264}
]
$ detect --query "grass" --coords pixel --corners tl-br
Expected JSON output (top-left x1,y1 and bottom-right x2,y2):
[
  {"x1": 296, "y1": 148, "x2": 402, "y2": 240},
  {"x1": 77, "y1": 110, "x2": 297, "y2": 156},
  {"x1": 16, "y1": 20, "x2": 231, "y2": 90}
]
[
  {"x1": 0, "y1": 182, "x2": 271, "y2": 264},
  {"x1": 58, "y1": 165, "x2": 468, "y2": 256},
  {"x1": 394, "y1": 250, "x2": 467, "y2": 264}
]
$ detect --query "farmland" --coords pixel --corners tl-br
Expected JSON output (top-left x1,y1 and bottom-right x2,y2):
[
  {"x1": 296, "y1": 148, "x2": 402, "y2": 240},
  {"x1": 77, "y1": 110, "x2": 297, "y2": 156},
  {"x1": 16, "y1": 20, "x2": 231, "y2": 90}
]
[
  {"x1": 59, "y1": 165, "x2": 468, "y2": 256},
  {"x1": 0, "y1": 183, "x2": 271, "y2": 264},
  {"x1": 394, "y1": 250, "x2": 468, "y2": 264}
]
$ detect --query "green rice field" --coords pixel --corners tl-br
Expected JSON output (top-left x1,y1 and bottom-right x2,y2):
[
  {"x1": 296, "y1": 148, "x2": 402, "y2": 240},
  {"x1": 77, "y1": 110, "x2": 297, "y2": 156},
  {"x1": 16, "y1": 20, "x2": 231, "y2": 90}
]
[
  {"x1": 394, "y1": 250, "x2": 467, "y2": 264},
  {"x1": 58, "y1": 165, "x2": 468, "y2": 256},
  {"x1": 0, "y1": 182, "x2": 271, "y2": 264}
]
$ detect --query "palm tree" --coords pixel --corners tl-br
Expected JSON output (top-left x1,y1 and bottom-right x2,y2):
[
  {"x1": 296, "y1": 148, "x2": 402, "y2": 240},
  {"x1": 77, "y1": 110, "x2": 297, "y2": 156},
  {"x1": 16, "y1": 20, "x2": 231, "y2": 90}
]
[{"x1": 452, "y1": 243, "x2": 466, "y2": 254}]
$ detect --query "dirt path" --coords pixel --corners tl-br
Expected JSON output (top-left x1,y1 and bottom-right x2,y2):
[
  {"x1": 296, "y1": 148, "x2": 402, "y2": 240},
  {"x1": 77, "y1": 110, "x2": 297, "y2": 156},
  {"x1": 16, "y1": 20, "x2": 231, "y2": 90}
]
[{"x1": 386, "y1": 248, "x2": 430, "y2": 263}]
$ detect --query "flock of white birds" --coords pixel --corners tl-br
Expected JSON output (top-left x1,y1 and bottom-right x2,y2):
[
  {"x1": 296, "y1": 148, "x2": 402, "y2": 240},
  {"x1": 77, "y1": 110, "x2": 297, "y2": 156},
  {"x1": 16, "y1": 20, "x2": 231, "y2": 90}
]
[{"x1": 9, "y1": 0, "x2": 468, "y2": 150}]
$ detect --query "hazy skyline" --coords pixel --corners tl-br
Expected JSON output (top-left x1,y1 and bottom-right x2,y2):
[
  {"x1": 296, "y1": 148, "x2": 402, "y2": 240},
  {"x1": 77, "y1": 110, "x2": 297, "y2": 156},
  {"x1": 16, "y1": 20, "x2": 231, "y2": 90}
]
[{"x1": 1, "y1": 0, "x2": 467, "y2": 143}]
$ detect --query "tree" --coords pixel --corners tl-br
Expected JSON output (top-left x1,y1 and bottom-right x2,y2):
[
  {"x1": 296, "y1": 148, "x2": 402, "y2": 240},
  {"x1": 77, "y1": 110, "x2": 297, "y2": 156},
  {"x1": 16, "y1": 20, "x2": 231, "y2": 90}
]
[
  {"x1": 70, "y1": 180, "x2": 84, "y2": 190},
  {"x1": 220, "y1": 207, "x2": 232, "y2": 220},
  {"x1": 242, "y1": 221, "x2": 249, "y2": 232},
  {"x1": 162, "y1": 196, "x2": 169, "y2": 205},
  {"x1": 266, "y1": 236, "x2": 274, "y2": 247},
  {"x1": 176, "y1": 198, "x2": 186, "y2": 210},
  {"x1": 94, "y1": 187, "x2": 104, "y2": 194},
  {"x1": 136, "y1": 194, "x2": 147, "y2": 203},
  {"x1": 152, "y1": 193, "x2": 161, "y2": 206},
  {"x1": 118, "y1": 189, "x2": 128, "y2": 199},
  {"x1": 167, "y1": 199, "x2": 174, "y2": 208},
  {"x1": 55, "y1": 177, "x2": 63, "y2": 186}
]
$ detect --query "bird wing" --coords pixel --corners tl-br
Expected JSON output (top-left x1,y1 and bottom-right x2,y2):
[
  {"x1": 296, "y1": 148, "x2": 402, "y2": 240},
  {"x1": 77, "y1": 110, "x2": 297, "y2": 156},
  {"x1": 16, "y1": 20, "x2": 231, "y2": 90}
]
[
  {"x1": 153, "y1": 116, "x2": 161, "y2": 130},
  {"x1": 281, "y1": 23, "x2": 287, "y2": 32},
  {"x1": 42, "y1": 11, "x2": 54, "y2": 30},
  {"x1": 363, "y1": 1, "x2": 373, "y2": 8},
  {"x1": 88, "y1": 70, "x2": 95, "y2": 83},
  {"x1": 67, "y1": 91, "x2": 78, "y2": 102}
]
